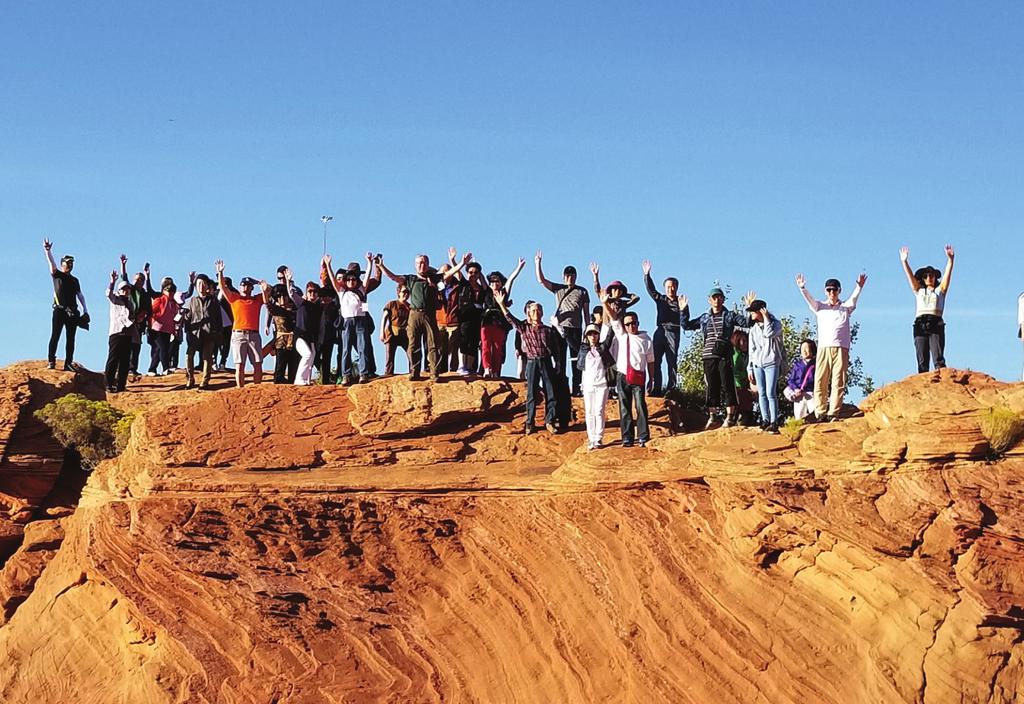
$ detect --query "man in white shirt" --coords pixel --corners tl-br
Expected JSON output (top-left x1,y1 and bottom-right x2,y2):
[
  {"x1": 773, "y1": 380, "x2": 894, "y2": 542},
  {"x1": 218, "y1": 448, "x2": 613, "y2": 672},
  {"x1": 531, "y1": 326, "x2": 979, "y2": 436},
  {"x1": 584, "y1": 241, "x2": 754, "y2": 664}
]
[
  {"x1": 607, "y1": 308, "x2": 656, "y2": 447},
  {"x1": 796, "y1": 273, "x2": 867, "y2": 422}
]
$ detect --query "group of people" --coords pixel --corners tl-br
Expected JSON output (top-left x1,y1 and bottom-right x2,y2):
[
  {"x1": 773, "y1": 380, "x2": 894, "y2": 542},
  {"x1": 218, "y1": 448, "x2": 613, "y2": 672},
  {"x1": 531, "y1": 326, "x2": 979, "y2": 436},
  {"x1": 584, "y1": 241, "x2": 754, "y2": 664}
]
[{"x1": 45, "y1": 238, "x2": 971, "y2": 449}]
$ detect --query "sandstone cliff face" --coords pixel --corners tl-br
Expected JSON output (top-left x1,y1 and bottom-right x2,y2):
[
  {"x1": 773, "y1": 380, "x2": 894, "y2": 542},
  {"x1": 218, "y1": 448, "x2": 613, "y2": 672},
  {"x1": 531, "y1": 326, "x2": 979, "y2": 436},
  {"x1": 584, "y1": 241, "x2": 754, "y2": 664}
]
[{"x1": 0, "y1": 366, "x2": 1021, "y2": 703}]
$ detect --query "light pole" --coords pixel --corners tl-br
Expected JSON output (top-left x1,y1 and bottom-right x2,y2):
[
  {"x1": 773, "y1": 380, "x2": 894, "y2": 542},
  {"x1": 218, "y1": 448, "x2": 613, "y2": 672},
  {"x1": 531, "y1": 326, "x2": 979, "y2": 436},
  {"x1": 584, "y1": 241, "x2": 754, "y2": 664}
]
[{"x1": 321, "y1": 215, "x2": 333, "y2": 256}]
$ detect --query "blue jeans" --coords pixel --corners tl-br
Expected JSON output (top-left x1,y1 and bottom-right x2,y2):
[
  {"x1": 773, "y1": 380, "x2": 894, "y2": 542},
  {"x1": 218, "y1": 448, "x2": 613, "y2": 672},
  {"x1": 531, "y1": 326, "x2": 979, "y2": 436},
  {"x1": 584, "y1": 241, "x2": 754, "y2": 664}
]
[
  {"x1": 616, "y1": 373, "x2": 650, "y2": 443},
  {"x1": 339, "y1": 316, "x2": 368, "y2": 378},
  {"x1": 752, "y1": 364, "x2": 780, "y2": 423},
  {"x1": 524, "y1": 357, "x2": 557, "y2": 428}
]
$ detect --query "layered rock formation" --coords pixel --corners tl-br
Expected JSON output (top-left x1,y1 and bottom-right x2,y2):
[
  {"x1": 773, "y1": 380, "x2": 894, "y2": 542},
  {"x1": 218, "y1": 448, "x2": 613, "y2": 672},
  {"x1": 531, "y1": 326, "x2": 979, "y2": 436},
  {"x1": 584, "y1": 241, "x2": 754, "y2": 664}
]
[{"x1": 0, "y1": 365, "x2": 1021, "y2": 703}]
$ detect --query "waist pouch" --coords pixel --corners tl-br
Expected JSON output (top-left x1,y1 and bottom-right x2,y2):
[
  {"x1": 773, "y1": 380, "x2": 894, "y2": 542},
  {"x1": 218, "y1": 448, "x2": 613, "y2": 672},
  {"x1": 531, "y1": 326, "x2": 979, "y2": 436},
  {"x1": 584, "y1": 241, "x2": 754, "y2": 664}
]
[{"x1": 913, "y1": 315, "x2": 944, "y2": 336}]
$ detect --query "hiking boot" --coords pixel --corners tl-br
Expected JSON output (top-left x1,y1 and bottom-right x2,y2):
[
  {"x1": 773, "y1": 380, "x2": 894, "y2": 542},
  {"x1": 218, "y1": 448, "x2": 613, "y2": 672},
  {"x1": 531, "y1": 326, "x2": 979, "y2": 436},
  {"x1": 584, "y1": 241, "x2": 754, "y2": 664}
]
[
  {"x1": 47, "y1": 361, "x2": 56, "y2": 370},
  {"x1": 63, "y1": 362, "x2": 74, "y2": 372},
  {"x1": 768, "y1": 422, "x2": 780, "y2": 434}
]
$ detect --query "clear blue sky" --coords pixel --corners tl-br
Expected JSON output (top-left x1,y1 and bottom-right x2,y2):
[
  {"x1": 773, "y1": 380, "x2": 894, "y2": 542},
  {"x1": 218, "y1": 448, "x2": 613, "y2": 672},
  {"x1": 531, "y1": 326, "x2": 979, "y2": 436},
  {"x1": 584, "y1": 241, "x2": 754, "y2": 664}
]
[{"x1": 4, "y1": 2, "x2": 1023, "y2": 390}]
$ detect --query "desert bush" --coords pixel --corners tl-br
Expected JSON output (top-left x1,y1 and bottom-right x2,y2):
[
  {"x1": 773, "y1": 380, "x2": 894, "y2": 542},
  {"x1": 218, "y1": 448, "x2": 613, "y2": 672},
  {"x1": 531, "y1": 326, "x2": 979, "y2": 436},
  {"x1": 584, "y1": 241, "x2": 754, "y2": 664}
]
[
  {"x1": 34, "y1": 394, "x2": 136, "y2": 467},
  {"x1": 979, "y1": 407, "x2": 1024, "y2": 457},
  {"x1": 780, "y1": 417, "x2": 807, "y2": 443}
]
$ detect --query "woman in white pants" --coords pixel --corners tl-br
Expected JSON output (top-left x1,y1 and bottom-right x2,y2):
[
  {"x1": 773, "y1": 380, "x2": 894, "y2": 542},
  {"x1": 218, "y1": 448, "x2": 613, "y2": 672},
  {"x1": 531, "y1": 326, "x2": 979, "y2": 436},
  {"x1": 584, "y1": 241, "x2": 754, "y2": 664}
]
[
  {"x1": 577, "y1": 323, "x2": 616, "y2": 450},
  {"x1": 293, "y1": 282, "x2": 323, "y2": 385}
]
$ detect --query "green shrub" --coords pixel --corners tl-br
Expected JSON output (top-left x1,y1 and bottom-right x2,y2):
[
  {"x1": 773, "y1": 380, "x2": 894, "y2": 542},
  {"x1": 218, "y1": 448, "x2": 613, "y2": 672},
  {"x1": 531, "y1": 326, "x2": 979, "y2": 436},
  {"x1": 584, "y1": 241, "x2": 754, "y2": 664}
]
[
  {"x1": 979, "y1": 407, "x2": 1024, "y2": 457},
  {"x1": 780, "y1": 417, "x2": 807, "y2": 443},
  {"x1": 34, "y1": 394, "x2": 136, "y2": 467}
]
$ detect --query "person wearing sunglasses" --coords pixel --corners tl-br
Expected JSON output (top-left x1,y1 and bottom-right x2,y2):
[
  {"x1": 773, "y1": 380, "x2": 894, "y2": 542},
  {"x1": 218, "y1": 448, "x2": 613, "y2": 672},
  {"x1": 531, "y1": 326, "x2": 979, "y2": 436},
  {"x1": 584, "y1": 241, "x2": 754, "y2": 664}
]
[
  {"x1": 493, "y1": 289, "x2": 559, "y2": 435},
  {"x1": 216, "y1": 259, "x2": 269, "y2": 388},
  {"x1": 604, "y1": 299, "x2": 656, "y2": 448},
  {"x1": 796, "y1": 272, "x2": 867, "y2": 422},
  {"x1": 323, "y1": 255, "x2": 375, "y2": 385},
  {"x1": 43, "y1": 238, "x2": 88, "y2": 371}
]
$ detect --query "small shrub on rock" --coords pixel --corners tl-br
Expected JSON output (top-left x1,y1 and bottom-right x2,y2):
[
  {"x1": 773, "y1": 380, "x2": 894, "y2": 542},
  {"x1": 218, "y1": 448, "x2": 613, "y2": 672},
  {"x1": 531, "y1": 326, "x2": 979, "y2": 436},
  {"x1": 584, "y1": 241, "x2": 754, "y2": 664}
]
[
  {"x1": 34, "y1": 394, "x2": 136, "y2": 467},
  {"x1": 979, "y1": 407, "x2": 1024, "y2": 458},
  {"x1": 780, "y1": 417, "x2": 807, "y2": 443}
]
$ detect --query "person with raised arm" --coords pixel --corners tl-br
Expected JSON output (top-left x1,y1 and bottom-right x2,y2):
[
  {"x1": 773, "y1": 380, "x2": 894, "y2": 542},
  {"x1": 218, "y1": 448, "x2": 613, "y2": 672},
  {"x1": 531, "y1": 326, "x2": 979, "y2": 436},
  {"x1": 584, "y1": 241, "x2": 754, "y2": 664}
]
[
  {"x1": 264, "y1": 267, "x2": 301, "y2": 384},
  {"x1": 144, "y1": 268, "x2": 194, "y2": 376},
  {"x1": 899, "y1": 245, "x2": 954, "y2": 373},
  {"x1": 323, "y1": 254, "x2": 376, "y2": 385},
  {"x1": 603, "y1": 294, "x2": 656, "y2": 448},
  {"x1": 493, "y1": 289, "x2": 559, "y2": 435},
  {"x1": 577, "y1": 322, "x2": 615, "y2": 450},
  {"x1": 292, "y1": 279, "x2": 323, "y2": 386},
  {"x1": 678, "y1": 287, "x2": 757, "y2": 429},
  {"x1": 182, "y1": 274, "x2": 223, "y2": 390},
  {"x1": 43, "y1": 238, "x2": 87, "y2": 371},
  {"x1": 745, "y1": 299, "x2": 785, "y2": 433},
  {"x1": 641, "y1": 259, "x2": 681, "y2": 396},
  {"x1": 103, "y1": 268, "x2": 136, "y2": 393},
  {"x1": 216, "y1": 259, "x2": 269, "y2": 388},
  {"x1": 479, "y1": 257, "x2": 526, "y2": 378},
  {"x1": 535, "y1": 251, "x2": 590, "y2": 395},
  {"x1": 381, "y1": 283, "x2": 412, "y2": 375},
  {"x1": 796, "y1": 271, "x2": 867, "y2": 422},
  {"x1": 589, "y1": 262, "x2": 639, "y2": 323},
  {"x1": 119, "y1": 254, "x2": 151, "y2": 381},
  {"x1": 377, "y1": 249, "x2": 470, "y2": 382}
]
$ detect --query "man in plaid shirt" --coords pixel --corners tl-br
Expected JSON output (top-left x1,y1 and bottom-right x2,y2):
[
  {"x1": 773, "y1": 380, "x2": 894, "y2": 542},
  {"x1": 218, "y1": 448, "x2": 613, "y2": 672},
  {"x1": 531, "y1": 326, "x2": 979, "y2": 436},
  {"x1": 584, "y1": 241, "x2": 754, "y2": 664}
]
[{"x1": 494, "y1": 289, "x2": 559, "y2": 435}]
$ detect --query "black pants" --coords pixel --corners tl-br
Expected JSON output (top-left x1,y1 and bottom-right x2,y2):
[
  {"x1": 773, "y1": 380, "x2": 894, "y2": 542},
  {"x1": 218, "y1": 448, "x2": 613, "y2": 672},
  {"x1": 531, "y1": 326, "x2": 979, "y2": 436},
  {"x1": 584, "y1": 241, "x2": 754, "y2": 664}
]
[
  {"x1": 524, "y1": 357, "x2": 557, "y2": 428},
  {"x1": 105, "y1": 333, "x2": 132, "y2": 390},
  {"x1": 651, "y1": 325, "x2": 680, "y2": 396},
  {"x1": 274, "y1": 347, "x2": 300, "y2": 384},
  {"x1": 318, "y1": 338, "x2": 335, "y2": 383},
  {"x1": 186, "y1": 333, "x2": 218, "y2": 386},
  {"x1": 48, "y1": 308, "x2": 78, "y2": 365},
  {"x1": 218, "y1": 330, "x2": 231, "y2": 367},
  {"x1": 385, "y1": 331, "x2": 410, "y2": 375},
  {"x1": 617, "y1": 372, "x2": 650, "y2": 443},
  {"x1": 129, "y1": 340, "x2": 142, "y2": 375},
  {"x1": 559, "y1": 328, "x2": 583, "y2": 395},
  {"x1": 148, "y1": 331, "x2": 172, "y2": 373},
  {"x1": 914, "y1": 316, "x2": 946, "y2": 373},
  {"x1": 169, "y1": 336, "x2": 182, "y2": 370},
  {"x1": 703, "y1": 356, "x2": 737, "y2": 409}
]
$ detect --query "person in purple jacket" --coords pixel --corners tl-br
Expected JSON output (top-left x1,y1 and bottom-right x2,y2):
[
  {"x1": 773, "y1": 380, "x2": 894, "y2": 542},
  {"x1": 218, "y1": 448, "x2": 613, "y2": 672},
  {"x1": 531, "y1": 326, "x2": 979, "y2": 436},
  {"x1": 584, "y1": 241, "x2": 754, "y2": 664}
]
[{"x1": 783, "y1": 339, "x2": 817, "y2": 420}]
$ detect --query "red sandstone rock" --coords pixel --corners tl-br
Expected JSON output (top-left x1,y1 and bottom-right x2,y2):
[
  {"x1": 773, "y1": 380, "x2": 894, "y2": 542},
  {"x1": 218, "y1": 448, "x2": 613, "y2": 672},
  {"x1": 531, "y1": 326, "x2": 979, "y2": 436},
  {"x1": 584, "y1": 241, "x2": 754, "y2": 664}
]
[{"x1": 0, "y1": 366, "x2": 1021, "y2": 703}]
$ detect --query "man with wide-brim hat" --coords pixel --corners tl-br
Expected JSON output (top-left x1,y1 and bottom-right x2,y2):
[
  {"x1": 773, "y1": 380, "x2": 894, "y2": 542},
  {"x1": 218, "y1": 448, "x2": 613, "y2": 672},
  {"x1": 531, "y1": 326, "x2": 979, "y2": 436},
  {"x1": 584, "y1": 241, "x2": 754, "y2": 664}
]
[{"x1": 900, "y1": 244, "x2": 955, "y2": 373}]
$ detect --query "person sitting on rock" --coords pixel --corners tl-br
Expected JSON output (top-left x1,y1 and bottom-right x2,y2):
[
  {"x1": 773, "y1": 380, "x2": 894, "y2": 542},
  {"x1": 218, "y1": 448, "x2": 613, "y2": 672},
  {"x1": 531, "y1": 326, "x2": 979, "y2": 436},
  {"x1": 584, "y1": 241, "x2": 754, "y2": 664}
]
[
  {"x1": 745, "y1": 299, "x2": 785, "y2": 433},
  {"x1": 377, "y1": 249, "x2": 470, "y2": 382},
  {"x1": 182, "y1": 274, "x2": 223, "y2": 390},
  {"x1": 679, "y1": 287, "x2": 757, "y2": 430},
  {"x1": 493, "y1": 289, "x2": 559, "y2": 435},
  {"x1": 104, "y1": 269, "x2": 136, "y2": 393},
  {"x1": 641, "y1": 259, "x2": 681, "y2": 397},
  {"x1": 43, "y1": 238, "x2": 88, "y2": 371},
  {"x1": 577, "y1": 322, "x2": 616, "y2": 450},
  {"x1": 784, "y1": 339, "x2": 817, "y2": 420},
  {"x1": 796, "y1": 272, "x2": 867, "y2": 422},
  {"x1": 216, "y1": 259, "x2": 269, "y2": 388},
  {"x1": 899, "y1": 245, "x2": 955, "y2": 373}
]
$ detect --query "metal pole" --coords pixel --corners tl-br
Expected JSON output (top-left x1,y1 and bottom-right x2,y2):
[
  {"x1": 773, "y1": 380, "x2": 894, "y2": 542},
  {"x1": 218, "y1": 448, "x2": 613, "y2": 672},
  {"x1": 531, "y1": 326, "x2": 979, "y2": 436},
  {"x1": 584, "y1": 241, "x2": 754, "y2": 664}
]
[{"x1": 321, "y1": 215, "x2": 333, "y2": 256}]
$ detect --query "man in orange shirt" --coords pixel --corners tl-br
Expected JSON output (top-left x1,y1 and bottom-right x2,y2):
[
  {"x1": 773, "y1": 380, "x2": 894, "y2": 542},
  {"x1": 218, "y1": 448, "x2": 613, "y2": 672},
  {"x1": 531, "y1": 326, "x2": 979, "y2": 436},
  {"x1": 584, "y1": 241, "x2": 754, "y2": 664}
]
[{"x1": 215, "y1": 259, "x2": 270, "y2": 388}]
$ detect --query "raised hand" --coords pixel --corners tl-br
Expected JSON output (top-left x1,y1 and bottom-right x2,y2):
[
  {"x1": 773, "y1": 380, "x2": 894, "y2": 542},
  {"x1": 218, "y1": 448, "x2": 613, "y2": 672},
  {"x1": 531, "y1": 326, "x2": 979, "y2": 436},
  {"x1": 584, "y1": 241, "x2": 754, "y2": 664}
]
[
  {"x1": 144, "y1": 262, "x2": 151, "y2": 275},
  {"x1": 110, "y1": 270, "x2": 118, "y2": 283},
  {"x1": 589, "y1": 262, "x2": 599, "y2": 276},
  {"x1": 365, "y1": 251, "x2": 373, "y2": 262},
  {"x1": 899, "y1": 246, "x2": 909, "y2": 262},
  {"x1": 742, "y1": 290, "x2": 756, "y2": 306},
  {"x1": 462, "y1": 251, "x2": 473, "y2": 265},
  {"x1": 945, "y1": 244, "x2": 955, "y2": 259},
  {"x1": 642, "y1": 259, "x2": 651, "y2": 275},
  {"x1": 517, "y1": 256, "x2": 526, "y2": 268},
  {"x1": 214, "y1": 260, "x2": 225, "y2": 274},
  {"x1": 677, "y1": 294, "x2": 689, "y2": 310},
  {"x1": 283, "y1": 267, "x2": 292, "y2": 281},
  {"x1": 323, "y1": 254, "x2": 332, "y2": 266},
  {"x1": 857, "y1": 272, "x2": 868, "y2": 287},
  {"x1": 43, "y1": 238, "x2": 53, "y2": 251},
  {"x1": 119, "y1": 253, "x2": 128, "y2": 265},
  {"x1": 535, "y1": 250, "x2": 542, "y2": 263},
  {"x1": 795, "y1": 273, "x2": 806, "y2": 288},
  {"x1": 188, "y1": 271, "x2": 197, "y2": 282},
  {"x1": 259, "y1": 280, "x2": 270, "y2": 292},
  {"x1": 448, "y1": 246, "x2": 458, "y2": 262},
  {"x1": 373, "y1": 253, "x2": 383, "y2": 265},
  {"x1": 494, "y1": 288, "x2": 507, "y2": 306}
]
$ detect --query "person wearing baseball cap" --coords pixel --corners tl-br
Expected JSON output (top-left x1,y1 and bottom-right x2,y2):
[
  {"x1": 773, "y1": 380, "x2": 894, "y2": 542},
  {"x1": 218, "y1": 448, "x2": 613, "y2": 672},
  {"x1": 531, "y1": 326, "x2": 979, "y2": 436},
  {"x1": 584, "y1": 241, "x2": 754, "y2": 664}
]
[
  {"x1": 536, "y1": 251, "x2": 591, "y2": 396},
  {"x1": 215, "y1": 259, "x2": 269, "y2": 387},
  {"x1": 899, "y1": 245, "x2": 955, "y2": 373},
  {"x1": 795, "y1": 270, "x2": 868, "y2": 422},
  {"x1": 745, "y1": 299, "x2": 785, "y2": 432},
  {"x1": 577, "y1": 322, "x2": 616, "y2": 450},
  {"x1": 42, "y1": 238, "x2": 88, "y2": 371},
  {"x1": 679, "y1": 285, "x2": 758, "y2": 429}
]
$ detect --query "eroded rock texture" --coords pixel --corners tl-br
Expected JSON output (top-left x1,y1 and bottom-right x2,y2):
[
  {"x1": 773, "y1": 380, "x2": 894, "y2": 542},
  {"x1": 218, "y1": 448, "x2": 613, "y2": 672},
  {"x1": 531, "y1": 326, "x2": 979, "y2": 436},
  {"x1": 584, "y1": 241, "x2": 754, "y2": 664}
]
[{"x1": 0, "y1": 366, "x2": 1021, "y2": 703}]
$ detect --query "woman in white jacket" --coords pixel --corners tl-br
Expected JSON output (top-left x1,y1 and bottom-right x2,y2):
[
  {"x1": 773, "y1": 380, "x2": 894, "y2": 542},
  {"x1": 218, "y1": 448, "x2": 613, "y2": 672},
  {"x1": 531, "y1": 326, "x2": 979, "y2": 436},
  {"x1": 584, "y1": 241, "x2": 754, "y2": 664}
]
[
  {"x1": 746, "y1": 299, "x2": 785, "y2": 432},
  {"x1": 577, "y1": 323, "x2": 615, "y2": 450}
]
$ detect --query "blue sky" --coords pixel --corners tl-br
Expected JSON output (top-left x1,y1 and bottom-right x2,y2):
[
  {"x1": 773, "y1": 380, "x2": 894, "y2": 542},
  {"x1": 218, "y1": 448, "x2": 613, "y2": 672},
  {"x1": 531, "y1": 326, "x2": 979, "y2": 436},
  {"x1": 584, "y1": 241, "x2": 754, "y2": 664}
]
[{"x1": 3, "y1": 2, "x2": 1023, "y2": 389}]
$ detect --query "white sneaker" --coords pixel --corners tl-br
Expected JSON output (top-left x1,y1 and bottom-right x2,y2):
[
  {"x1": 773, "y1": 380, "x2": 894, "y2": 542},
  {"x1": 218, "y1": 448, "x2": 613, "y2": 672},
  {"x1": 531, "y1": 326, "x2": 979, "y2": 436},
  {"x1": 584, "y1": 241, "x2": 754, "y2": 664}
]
[
  {"x1": 457, "y1": 366, "x2": 472, "y2": 376},
  {"x1": 145, "y1": 372, "x2": 158, "y2": 377}
]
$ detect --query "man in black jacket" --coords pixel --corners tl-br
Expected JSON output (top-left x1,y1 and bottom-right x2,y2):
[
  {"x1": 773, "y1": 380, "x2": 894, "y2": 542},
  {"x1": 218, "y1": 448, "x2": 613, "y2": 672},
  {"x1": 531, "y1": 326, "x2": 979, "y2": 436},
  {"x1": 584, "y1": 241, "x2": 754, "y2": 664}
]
[{"x1": 642, "y1": 259, "x2": 681, "y2": 396}]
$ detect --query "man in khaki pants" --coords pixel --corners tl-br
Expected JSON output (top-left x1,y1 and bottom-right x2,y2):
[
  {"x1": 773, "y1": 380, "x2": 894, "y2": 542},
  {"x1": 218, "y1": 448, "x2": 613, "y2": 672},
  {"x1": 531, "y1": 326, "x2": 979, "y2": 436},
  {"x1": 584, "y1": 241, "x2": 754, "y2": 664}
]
[{"x1": 796, "y1": 273, "x2": 867, "y2": 422}]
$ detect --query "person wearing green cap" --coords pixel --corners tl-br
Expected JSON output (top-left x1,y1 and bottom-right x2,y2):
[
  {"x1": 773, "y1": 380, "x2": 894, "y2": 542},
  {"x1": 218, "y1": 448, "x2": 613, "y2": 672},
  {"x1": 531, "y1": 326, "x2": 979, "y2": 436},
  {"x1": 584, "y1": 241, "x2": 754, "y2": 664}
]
[{"x1": 678, "y1": 286, "x2": 756, "y2": 429}]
